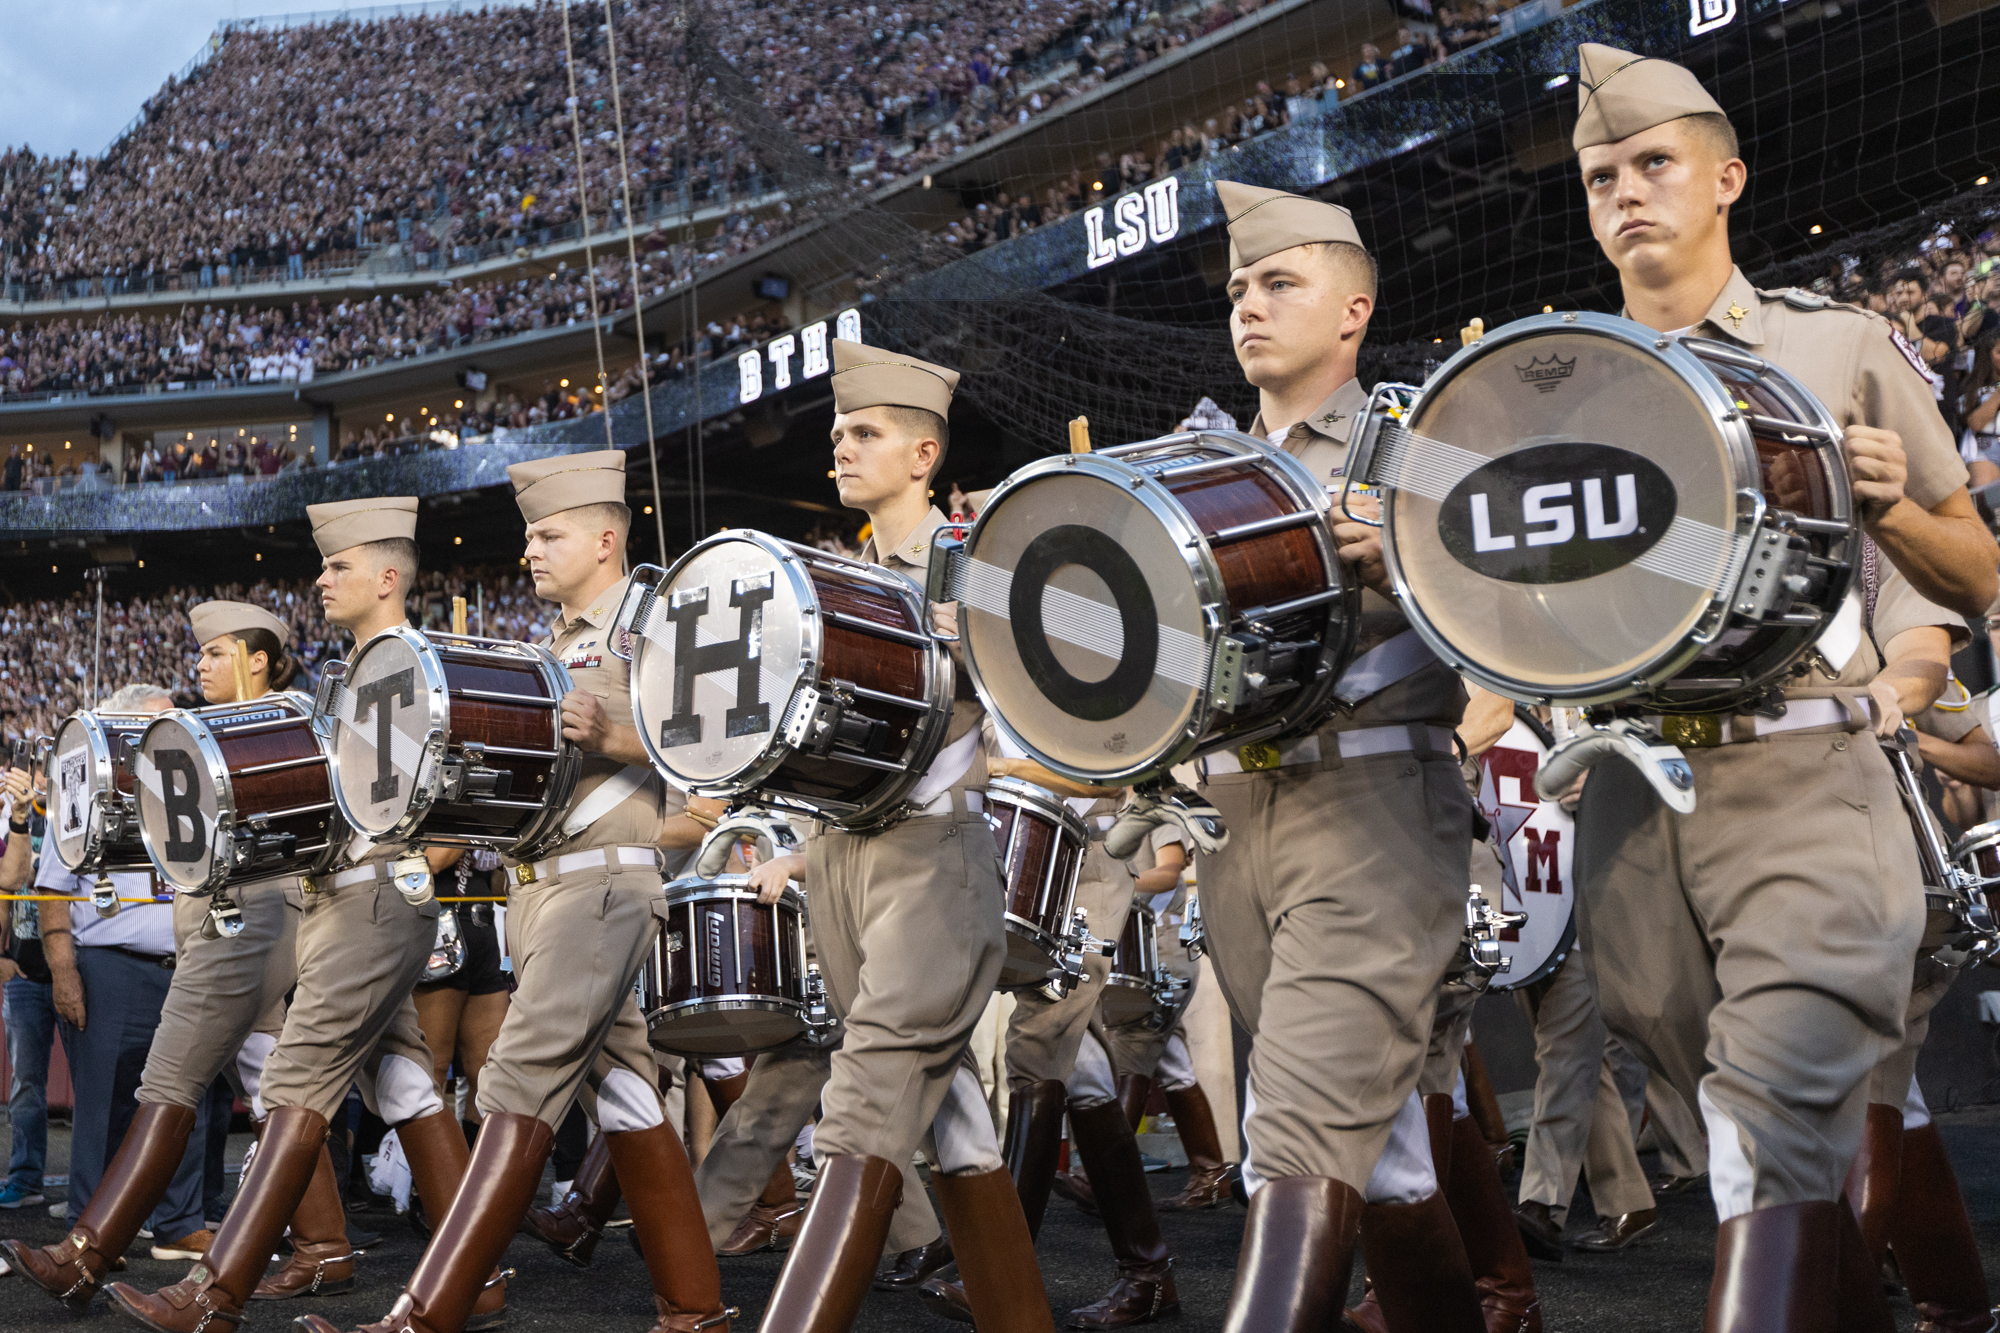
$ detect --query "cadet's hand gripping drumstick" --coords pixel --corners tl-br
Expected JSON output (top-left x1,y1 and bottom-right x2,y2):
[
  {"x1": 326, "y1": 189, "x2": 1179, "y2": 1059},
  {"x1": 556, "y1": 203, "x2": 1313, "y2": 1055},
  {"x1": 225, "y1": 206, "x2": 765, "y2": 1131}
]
[
  {"x1": 452, "y1": 596, "x2": 468, "y2": 636},
  {"x1": 1069, "y1": 416, "x2": 1093, "y2": 454}
]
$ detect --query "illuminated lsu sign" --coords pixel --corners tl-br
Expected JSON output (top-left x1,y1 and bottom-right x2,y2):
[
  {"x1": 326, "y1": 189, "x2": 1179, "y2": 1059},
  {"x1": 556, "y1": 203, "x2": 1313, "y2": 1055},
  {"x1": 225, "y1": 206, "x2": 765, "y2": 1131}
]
[
  {"x1": 1084, "y1": 178, "x2": 1181, "y2": 270},
  {"x1": 737, "y1": 308, "x2": 863, "y2": 404}
]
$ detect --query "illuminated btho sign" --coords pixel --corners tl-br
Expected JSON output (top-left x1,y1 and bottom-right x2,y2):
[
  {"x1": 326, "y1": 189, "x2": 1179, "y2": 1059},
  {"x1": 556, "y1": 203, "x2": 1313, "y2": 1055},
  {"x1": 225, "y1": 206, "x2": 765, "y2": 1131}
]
[
  {"x1": 738, "y1": 308, "x2": 862, "y2": 404},
  {"x1": 1084, "y1": 179, "x2": 1181, "y2": 270}
]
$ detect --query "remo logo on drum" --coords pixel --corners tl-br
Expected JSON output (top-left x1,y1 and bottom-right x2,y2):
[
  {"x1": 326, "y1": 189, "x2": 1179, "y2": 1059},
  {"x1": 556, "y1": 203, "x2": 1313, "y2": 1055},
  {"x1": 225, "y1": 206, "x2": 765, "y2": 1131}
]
[{"x1": 1438, "y1": 443, "x2": 1676, "y2": 584}]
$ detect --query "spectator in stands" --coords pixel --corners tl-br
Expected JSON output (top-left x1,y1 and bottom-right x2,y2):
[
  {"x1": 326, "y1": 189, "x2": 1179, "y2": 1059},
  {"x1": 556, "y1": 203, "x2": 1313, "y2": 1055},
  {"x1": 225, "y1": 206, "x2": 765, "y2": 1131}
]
[
  {"x1": 2, "y1": 447, "x2": 20, "y2": 493},
  {"x1": 1961, "y1": 332, "x2": 2000, "y2": 486},
  {"x1": 1, "y1": 765, "x2": 50, "y2": 1211},
  {"x1": 1352, "y1": 43, "x2": 1388, "y2": 93},
  {"x1": 1388, "y1": 27, "x2": 1430, "y2": 78}
]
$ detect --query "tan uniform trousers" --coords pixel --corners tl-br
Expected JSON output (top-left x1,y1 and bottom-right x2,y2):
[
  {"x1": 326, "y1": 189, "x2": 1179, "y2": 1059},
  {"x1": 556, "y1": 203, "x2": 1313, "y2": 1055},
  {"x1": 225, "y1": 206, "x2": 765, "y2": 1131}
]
[
  {"x1": 136, "y1": 881, "x2": 298, "y2": 1110},
  {"x1": 1512, "y1": 952, "x2": 1654, "y2": 1224},
  {"x1": 1198, "y1": 748, "x2": 1471, "y2": 1190},
  {"x1": 694, "y1": 1036, "x2": 940, "y2": 1251},
  {"x1": 805, "y1": 801, "x2": 1006, "y2": 1168},
  {"x1": 259, "y1": 878, "x2": 440, "y2": 1123},
  {"x1": 1866, "y1": 955, "x2": 1959, "y2": 1111},
  {"x1": 1005, "y1": 842, "x2": 1131, "y2": 1098},
  {"x1": 476, "y1": 864, "x2": 664, "y2": 1129},
  {"x1": 1574, "y1": 730, "x2": 1923, "y2": 1214}
]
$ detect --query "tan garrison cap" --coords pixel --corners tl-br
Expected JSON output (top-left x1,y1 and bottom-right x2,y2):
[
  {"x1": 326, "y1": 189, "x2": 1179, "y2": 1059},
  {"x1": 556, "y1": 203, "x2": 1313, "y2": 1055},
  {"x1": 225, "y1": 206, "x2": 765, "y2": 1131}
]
[
  {"x1": 1217, "y1": 180, "x2": 1367, "y2": 271},
  {"x1": 1573, "y1": 43, "x2": 1727, "y2": 151},
  {"x1": 188, "y1": 600, "x2": 292, "y2": 649},
  {"x1": 308, "y1": 496, "x2": 419, "y2": 557},
  {"x1": 830, "y1": 340, "x2": 959, "y2": 419},
  {"x1": 507, "y1": 449, "x2": 627, "y2": 523}
]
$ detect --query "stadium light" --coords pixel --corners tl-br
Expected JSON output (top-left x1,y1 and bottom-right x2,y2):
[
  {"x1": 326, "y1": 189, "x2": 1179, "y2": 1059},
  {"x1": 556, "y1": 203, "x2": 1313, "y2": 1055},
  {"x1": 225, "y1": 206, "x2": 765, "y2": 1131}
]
[
  {"x1": 1543, "y1": 305, "x2": 1554, "y2": 313},
  {"x1": 455, "y1": 400, "x2": 464, "y2": 409},
  {"x1": 1335, "y1": 79, "x2": 1345, "y2": 89},
  {"x1": 386, "y1": 413, "x2": 394, "y2": 421},
  {"x1": 1810, "y1": 225, "x2": 1823, "y2": 234},
  {"x1": 455, "y1": 537, "x2": 463, "y2": 545},
  {"x1": 1981, "y1": 176, "x2": 1991, "y2": 186},
  {"x1": 560, "y1": 378, "x2": 571, "y2": 388},
  {"x1": 644, "y1": 506, "x2": 654, "y2": 515}
]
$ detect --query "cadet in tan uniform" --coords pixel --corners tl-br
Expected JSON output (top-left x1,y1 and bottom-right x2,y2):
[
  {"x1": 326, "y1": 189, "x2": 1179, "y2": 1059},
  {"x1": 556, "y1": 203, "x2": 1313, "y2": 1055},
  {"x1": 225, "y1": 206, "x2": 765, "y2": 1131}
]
[
  {"x1": 1566, "y1": 43, "x2": 1999, "y2": 1329},
  {"x1": 1178, "y1": 181, "x2": 1486, "y2": 1333},
  {"x1": 755, "y1": 340, "x2": 1052, "y2": 1333},
  {"x1": 107, "y1": 501, "x2": 495, "y2": 1333},
  {"x1": 303, "y1": 453, "x2": 727, "y2": 1333},
  {"x1": 2, "y1": 602, "x2": 309, "y2": 1309}
]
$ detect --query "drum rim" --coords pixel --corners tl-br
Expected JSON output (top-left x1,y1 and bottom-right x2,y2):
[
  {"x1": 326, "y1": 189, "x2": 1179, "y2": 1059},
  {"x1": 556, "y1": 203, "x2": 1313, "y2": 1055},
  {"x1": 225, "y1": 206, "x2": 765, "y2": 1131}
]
[
  {"x1": 1382, "y1": 311, "x2": 1853, "y2": 707},
  {"x1": 135, "y1": 708, "x2": 239, "y2": 895},
  {"x1": 1951, "y1": 820, "x2": 2000, "y2": 862},
  {"x1": 625, "y1": 532, "x2": 956, "y2": 829},
  {"x1": 661, "y1": 875, "x2": 807, "y2": 915},
  {"x1": 51, "y1": 710, "x2": 128, "y2": 874},
  {"x1": 1483, "y1": 908, "x2": 1578, "y2": 991},
  {"x1": 963, "y1": 430, "x2": 1354, "y2": 785},
  {"x1": 983, "y1": 775, "x2": 1091, "y2": 842},
  {"x1": 324, "y1": 625, "x2": 453, "y2": 844}
]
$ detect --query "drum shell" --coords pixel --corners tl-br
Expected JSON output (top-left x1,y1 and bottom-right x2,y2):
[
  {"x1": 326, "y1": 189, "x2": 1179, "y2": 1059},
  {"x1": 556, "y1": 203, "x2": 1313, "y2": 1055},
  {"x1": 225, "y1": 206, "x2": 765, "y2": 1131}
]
[
  {"x1": 1101, "y1": 902, "x2": 1161, "y2": 1028},
  {"x1": 420, "y1": 644, "x2": 570, "y2": 848},
  {"x1": 985, "y1": 778, "x2": 1087, "y2": 989},
  {"x1": 643, "y1": 881, "x2": 809, "y2": 1056},
  {"x1": 193, "y1": 700, "x2": 342, "y2": 889},
  {"x1": 49, "y1": 712, "x2": 152, "y2": 876}
]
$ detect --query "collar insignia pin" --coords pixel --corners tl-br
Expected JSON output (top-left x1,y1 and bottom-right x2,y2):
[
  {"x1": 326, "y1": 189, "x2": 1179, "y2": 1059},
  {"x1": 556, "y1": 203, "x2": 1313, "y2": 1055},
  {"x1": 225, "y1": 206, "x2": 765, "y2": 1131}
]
[{"x1": 1725, "y1": 303, "x2": 1748, "y2": 330}]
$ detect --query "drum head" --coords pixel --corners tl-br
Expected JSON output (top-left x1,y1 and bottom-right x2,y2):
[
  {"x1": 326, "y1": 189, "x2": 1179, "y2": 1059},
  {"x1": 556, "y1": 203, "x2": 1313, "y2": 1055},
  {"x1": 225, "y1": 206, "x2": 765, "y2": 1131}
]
[
  {"x1": 50, "y1": 715, "x2": 104, "y2": 871},
  {"x1": 137, "y1": 714, "x2": 225, "y2": 892},
  {"x1": 332, "y1": 631, "x2": 437, "y2": 837},
  {"x1": 633, "y1": 536, "x2": 804, "y2": 787},
  {"x1": 1475, "y1": 718, "x2": 1576, "y2": 989},
  {"x1": 962, "y1": 464, "x2": 1210, "y2": 776},
  {"x1": 1390, "y1": 320, "x2": 1741, "y2": 697}
]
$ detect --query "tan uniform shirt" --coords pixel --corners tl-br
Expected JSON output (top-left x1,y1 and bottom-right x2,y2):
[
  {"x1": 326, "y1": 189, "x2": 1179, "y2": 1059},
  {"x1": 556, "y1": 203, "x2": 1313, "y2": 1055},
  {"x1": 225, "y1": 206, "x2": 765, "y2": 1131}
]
[
  {"x1": 523, "y1": 574, "x2": 670, "y2": 861},
  {"x1": 1250, "y1": 378, "x2": 1467, "y2": 730},
  {"x1": 861, "y1": 506, "x2": 988, "y2": 770}
]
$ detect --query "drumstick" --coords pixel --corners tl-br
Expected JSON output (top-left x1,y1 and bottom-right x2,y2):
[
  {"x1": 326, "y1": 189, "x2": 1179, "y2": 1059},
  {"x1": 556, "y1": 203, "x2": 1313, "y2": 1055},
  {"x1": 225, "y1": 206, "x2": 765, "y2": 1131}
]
[
  {"x1": 229, "y1": 637, "x2": 252, "y2": 703},
  {"x1": 1069, "y1": 416, "x2": 1093, "y2": 454},
  {"x1": 451, "y1": 596, "x2": 468, "y2": 636},
  {"x1": 1459, "y1": 317, "x2": 1485, "y2": 348}
]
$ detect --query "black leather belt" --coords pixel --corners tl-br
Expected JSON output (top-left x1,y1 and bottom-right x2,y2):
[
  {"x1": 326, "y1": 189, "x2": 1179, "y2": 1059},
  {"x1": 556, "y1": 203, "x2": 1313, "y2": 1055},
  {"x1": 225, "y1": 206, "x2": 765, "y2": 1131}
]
[{"x1": 94, "y1": 945, "x2": 175, "y2": 970}]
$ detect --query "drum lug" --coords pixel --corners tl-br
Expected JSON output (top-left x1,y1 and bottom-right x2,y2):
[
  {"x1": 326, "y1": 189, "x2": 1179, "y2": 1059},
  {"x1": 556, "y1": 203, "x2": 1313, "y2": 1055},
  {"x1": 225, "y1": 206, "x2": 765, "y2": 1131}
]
[
  {"x1": 1178, "y1": 896, "x2": 1206, "y2": 959},
  {"x1": 231, "y1": 819, "x2": 299, "y2": 869},
  {"x1": 803, "y1": 967, "x2": 838, "y2": 1044},
  {"x1": 441, "y1": 744, "x2": 513, "y2": 803},
  {"x1": 1461, "y1": 884, "x2": 1526, "y2": 985},
  {"x1": 1731, "y1": 527, "x2": 1811, "y2": 621}
]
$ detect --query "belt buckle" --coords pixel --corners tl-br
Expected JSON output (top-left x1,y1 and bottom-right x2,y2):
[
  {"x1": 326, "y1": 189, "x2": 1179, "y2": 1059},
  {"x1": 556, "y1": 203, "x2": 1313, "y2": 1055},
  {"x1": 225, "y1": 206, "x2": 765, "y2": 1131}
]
[
  {"x1": 514, "y1": 862, "x2": 538, "y2": 886},
  {"x1": 1235, "y1": 741, "x2": 1282, "y2": 771},
  {"x1": 1659, "y1": 715, "x2": 1722, "y2": 748}
]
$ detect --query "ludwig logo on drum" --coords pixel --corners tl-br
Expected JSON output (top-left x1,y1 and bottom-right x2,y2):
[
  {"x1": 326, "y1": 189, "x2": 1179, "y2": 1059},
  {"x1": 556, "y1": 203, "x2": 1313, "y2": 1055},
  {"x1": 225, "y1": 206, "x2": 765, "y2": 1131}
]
[{"x1": 1438, "y1": 444, "x2": 1677, "y2": 584}]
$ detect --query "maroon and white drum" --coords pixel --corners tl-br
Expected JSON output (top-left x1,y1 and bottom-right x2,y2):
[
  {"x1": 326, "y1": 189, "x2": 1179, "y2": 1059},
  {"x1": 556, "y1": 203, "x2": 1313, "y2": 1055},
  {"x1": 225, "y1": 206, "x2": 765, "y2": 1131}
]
[
  {"x1": 641, "y1": 875, "x2": 811, "y2": 1056},
  {"x1": 49, "y1": 710, "x2": 153, "y2": 877},
  {"x1": 984, "y1": 776, "x2": 1088, "y2": 990},
  {"x1": 1100, "y1": 901, "x2": 1165, "y2": 1028},
  {"x1": 1473, "y1": 710, "x2": 1575, "y2": 990}
]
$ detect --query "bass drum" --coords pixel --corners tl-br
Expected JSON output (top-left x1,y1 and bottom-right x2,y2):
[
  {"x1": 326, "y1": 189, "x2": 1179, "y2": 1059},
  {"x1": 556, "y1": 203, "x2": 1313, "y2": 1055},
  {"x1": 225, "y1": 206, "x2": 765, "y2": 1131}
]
[
  {"x1": 319, "y1": 629, "x2": 580, "y2": 858},
  {"x1": 134, "y1": 694, "x2": 345, "y2": 893},
  {"x1": 955, "y1": 431, "x2": 1357, "y2": 784},
  {"x1": 1473, "y1": 709, "x2": 1575, "y2": 991},
  {"x1": 49, "y1": 711, "x2": 153, "y2": 876},
  {"x1": 617, "y1": 533, "x2": 954, "y2": 829},
  {"x1": 1353, "y1": 312, "x2": 1857, "y2": 711},
  {"x1": 641, "y1": 875, "x2": 810, "y2": 1056}
]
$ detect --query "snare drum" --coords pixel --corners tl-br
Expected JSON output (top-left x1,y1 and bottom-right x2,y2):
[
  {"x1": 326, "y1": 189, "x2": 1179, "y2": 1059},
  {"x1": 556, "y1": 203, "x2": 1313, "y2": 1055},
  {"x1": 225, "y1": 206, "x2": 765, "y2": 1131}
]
[
  {"x1": 49, "y1": 711, "x2": 152, "y2": 876},
  {"x1": 318, "y1": 628, "x2": 580, "y2": 857},
  {"x1": 133, "y1": 694, "x2": 346, "y2": 894},
  {"x1": 615, "y1": 532, "x2": 954, "y2": 829},
  {"x1": 1473, "y1": 710, "x2": 1575, "y2": 990},
  {"x1": 984, "y1": 777, "x2": 1088, "y2": 989},
  {"x1": 1101, "y1": 902, "x2": 1164, "y2": 1028},
  {"x1": 952, "y1": 431, "x2": 1357, "y2": 784},
  {"x1": 641, "y1": 875, "x2": 810, "y2": 1056},
  {"x1": 1347, "y1": 313, "x2": 1858, "y2": 711}
]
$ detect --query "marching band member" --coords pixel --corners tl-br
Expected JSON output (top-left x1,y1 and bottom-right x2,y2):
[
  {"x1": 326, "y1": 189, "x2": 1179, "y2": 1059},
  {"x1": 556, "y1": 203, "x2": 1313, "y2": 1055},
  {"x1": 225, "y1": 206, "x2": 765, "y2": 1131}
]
[
  {"x1": 1170, "y1": 180, "x2": 1487, "y2": 1333},
  {"x1": 303, "y1": 453, "x2": 727, "y2": 1333},
  {"x1": 2, "y1": 603, "x2": 311, "y2": 1309},
  {"x1": 1564, "y1": 44, "x2": 1995, "y2": 1328},
  {"x1": 752, "y1": 339, "x2": 1053, "y2": 1333},
  {"x1": 105, "y1": 500, "x2": 490, "y2": 1333}
]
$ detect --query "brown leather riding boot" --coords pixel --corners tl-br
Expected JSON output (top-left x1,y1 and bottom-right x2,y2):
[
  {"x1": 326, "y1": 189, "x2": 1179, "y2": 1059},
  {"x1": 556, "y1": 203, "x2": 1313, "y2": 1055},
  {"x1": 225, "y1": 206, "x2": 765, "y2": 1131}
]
[
  {"x1": 1463, "y1": 1044, "x2": 1513, "y2": 1173},
  {"x1": 606, "y1": 1122, "x2": 734, "y2": 1332},
  {"x1": 1354, "y1": 1190, "x2": 1486, "y2": 1333},
  {"x1": 250, "y1": 1146, "x2": 355, "y2": 1300},
  {"x1": 706, "y1": 1070, "x2": 751, "y2": 1116},
  {"x1": 1705, "y1": 1201, "x2": 1844, "y2": 1332},
  {"x1": 521, "y1": 1129, "x2": 621, "y2": 1267},
  {"x1": 294, "y1": 1112, "x2": 553, "y2": 1333},
  {"x1": 718, "y1": 1160, "x2": 805, "y2": 1257},
  {"x1": 1345, "y1": 1095, "x2": 1462, "y2": 1333},
  {"x1": 105, "y1": 1105, "x2": 327, "y2": 1333},
  {"x1": 1843, "y1": 1102, "x2": 1903, "y2": 1273},
  {"x1": 400, "y1": 1106, "x2": 508, "y2": 1330},
  {"x1": 933, "y1": 1166, "x2": 1056, "y2": 1332},
  {"x1": 759, "y1": 1154, "x2": 903, "y2": 1333},
  {"x1": 1116, "y1": 1075, "x2": 1151, "y2": 1131},
  {"x1": 1835, "y1": 1193, "x2": 1898, "y2": 1333},
  {"x1": 1445, "y1": 1112, "x2": 1543, "y2": 1333},
  {"x1": 1159, "y1": 1085, "x2": 1230, "y2": 1211},
  {"x1": 918, "y1": 1080, "x2": 1070, "y2": 1321},
  {"x1": 1067, "y1": 1098, "x2": 1178, "y2": 1329},
  {"x1": 1, "y1": 1101, "x2": 196, "y2": 1310},
  {"x1": 1221, "y1": 1176, "x2": 1366, "y2": 1333},
  {"x1": 1891, "y1": 1122, "x2": 1997, "y2": 1332}
]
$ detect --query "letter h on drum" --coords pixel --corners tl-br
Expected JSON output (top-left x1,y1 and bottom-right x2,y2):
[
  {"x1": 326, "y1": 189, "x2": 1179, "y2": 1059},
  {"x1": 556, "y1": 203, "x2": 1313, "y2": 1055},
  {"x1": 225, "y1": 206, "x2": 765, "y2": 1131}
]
[{"x1": 662, "y1": 577, "x2": 777, "y2": 749}]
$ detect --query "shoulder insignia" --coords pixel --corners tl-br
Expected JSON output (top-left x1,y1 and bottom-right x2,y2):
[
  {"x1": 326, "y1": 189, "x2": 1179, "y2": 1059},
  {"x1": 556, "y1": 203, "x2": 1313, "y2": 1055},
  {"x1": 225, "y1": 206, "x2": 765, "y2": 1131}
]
[
  {"x1": 1781, "y1": 288, "x2": 1831, "y2": 311},
  {"x1": 1888, "y1": 326, "x2": 1940, "y2": 384}
]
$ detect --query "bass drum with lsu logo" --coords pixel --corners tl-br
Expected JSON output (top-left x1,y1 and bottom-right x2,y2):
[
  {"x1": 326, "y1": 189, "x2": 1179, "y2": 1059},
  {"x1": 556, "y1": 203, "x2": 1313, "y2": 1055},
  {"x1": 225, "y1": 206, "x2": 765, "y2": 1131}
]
[
  {"x1": 613, "y1": 532, "x2": 955, "y2": 829},
  {"x1": 1344, "y1": 312, "x2": 1858, "y2": 711},
  {"x1": 1473, "y1": 708, "x2": 1575, "y2": 990},
  {"x1": 950, "y1": 431, "x2": 1358, "y2": 784}
]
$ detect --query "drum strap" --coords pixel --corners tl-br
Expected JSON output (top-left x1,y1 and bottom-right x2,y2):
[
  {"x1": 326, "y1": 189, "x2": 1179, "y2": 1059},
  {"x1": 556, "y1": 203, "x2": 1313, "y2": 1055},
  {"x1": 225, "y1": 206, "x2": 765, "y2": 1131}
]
[
  {"x1": 1333, "y1": 628, "x2": 1442, "y2": 706},
  {"x1": 906, "y1": 725, "x2": 983, "y2": 810},
  {"x1": 562, "y1": 764, "x2": 657, "y2": 838}
]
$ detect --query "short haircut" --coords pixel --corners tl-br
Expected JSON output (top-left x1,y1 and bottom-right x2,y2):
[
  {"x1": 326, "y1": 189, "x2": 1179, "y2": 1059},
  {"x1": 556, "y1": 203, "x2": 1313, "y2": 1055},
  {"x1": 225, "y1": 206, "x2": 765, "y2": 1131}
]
[
  {"x1": 360, "y1": 536, "x2": 419, "y2": 589},
  {"x1": 882, "y1": 405, "x2": 951, "y2": 484},
  {"x1": 102, "y1": 683, "x2": 171, "y2": 712},
  {"x1": 567, "y1": 502, "x2": 632, "y2": 541},
  {"x1": 1893, "y1": 267, "x2": 1928, "y2": 288},
  {"x1": 1301, "y1": 240, "x2": 1377, "y2": 303},
  {"x1": 1682, "y1": 112, "x2": 1740, "y2": 163}
]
